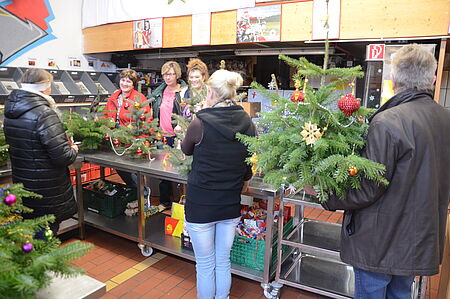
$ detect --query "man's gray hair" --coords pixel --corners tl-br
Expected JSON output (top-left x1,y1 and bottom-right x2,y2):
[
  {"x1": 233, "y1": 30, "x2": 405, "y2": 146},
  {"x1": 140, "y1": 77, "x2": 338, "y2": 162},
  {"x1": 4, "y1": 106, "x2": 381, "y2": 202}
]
[{"x1": 392, "y1": 44, "x2": 437, "y2": 92}]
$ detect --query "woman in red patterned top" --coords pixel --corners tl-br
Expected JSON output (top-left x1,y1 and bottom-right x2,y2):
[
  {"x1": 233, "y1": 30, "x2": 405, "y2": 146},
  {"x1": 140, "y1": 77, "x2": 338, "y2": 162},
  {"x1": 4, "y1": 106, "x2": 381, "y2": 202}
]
[{"x1": 103, "y1": 69, "x2": 151, "y2": 200}]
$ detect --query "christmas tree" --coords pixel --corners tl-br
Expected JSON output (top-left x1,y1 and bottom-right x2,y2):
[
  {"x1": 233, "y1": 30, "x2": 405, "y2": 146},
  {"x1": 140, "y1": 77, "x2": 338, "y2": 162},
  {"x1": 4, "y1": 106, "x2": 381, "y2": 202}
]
[
  {"x1": 105, "y1": 94, "x2": 160, "y2": 159},
  {"x1": 62, "y1": 107, "x2": 112, "y2": 150},
  {"x1": 161, "y1": 82, "x2": 207, "y2": 173},
  {"x1": 0, "y1": 114, "x2": 9, "y2": 167},
  {"x1": 0, "y1": 184, "x2": 92, "y2": 298},
  {"x1": 238, "y1": 53, "x2": 388, "y2": 202}
]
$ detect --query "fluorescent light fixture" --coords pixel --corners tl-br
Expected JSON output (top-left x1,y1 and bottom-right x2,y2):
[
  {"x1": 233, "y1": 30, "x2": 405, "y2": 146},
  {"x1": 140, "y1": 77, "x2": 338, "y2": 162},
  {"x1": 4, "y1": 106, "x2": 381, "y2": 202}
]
[
  {"x1": 234, "y1": 47, "x2": 334, "y2": 56},
  {"x1": 135, "y1": 51, "x2": 199, "y2": 60}
]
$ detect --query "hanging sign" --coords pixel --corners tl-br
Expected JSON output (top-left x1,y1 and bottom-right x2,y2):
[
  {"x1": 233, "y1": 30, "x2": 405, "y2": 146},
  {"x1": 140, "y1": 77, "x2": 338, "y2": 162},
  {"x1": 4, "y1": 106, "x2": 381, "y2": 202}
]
[{"x1": 366, "y1": 44, "x2": 385, "y2": 61}]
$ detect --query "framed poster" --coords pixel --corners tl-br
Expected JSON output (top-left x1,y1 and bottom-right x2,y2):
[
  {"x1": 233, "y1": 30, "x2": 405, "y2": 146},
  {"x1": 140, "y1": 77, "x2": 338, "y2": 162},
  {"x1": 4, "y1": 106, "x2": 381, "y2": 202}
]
[
  {"x1": 236, "y1": 5, "x2": 281, "y2": 43},
  {"x1": 134, "y1": 18, "x2": 163, "y2": 49},
  {"x1": 69, "y1": 57, "x2": 81, "y2": 68},
  {"x1": 48, "y1": 58, "x2": 57, "y2": 68}
]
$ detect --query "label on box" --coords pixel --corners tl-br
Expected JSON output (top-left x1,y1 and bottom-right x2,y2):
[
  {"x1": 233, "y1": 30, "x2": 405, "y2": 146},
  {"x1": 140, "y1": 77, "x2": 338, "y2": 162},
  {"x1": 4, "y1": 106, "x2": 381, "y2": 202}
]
[
  {"x1": 240, "y1": 195, "x2": 253, "y2": 205},
  {"x1": 105, "y1": 189, "x2": 118, "y2": 196}
]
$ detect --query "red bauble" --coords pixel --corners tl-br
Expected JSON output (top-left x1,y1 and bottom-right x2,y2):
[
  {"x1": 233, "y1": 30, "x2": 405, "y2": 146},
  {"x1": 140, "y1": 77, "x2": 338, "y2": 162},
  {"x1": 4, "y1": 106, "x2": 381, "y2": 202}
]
[
  {"x1": 149, "y1": 128, "x2": 155, "y2": 135},
  {"x1": 163, "y1": 137, "x2": 168, "y2": 144},
  {"x1": 4, "y1": 194, "x2": 17, "y2": 206},
  {"x1": 290, "y1": 90, "x2": 304, "y2": 102},
  {"x1": 123, "y1": 102, "x2": 130, "y2": 109},
  {"x1": 136, "y1": 147, "x2": 143, "y2": 155},
  {"x1": 338, "y1": 94, "x2": 360, "y2": 116},
  {"x1": 348, "y1": 166, "x2": 358, "y2": 176},
  {"x1": 113, "y1": 139, "x2": 120, "y2": 147},
  {"x1": 139, "y1": 114, "x2": 146, "y2": 121},
  {"x1": 104, "y1": 135, "x2": 110, "y2": 141}
]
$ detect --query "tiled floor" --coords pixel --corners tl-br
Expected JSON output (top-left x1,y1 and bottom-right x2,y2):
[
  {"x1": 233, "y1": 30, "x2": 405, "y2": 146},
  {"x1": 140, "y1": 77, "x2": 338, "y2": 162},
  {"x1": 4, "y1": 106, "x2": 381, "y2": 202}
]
[{"x1": 64, "y1": 176, "x2": 442, "y2": 298}]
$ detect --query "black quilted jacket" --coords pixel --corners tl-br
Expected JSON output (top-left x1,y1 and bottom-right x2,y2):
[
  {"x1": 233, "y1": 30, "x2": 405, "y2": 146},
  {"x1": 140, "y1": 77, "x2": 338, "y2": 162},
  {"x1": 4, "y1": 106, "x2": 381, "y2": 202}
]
[
  {"x1": 4, "y1": 89, "x2": 78, "y2": 223},
  {"x1": 323, "y1": 89, "x2": 450, "y2": 276}
]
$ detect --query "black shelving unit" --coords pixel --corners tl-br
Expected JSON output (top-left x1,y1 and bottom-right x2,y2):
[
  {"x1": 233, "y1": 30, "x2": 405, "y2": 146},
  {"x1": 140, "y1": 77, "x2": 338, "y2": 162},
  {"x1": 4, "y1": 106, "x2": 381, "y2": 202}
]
[{"x1": 0, "y1": 67, "x2": 23, "y2": 104}]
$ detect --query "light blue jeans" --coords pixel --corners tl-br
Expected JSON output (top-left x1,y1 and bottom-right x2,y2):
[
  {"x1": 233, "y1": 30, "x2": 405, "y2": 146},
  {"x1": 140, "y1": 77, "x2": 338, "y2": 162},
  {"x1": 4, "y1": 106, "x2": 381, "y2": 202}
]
[{"x1": 186, "y1": 217, "x2": 240, "y2": 299}]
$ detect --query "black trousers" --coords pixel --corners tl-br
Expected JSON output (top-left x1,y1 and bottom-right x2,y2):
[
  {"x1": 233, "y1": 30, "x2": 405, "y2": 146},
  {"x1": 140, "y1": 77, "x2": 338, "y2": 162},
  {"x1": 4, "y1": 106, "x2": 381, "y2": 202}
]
[{"x1": 116, "y1": 170, "x2": 149, "y2": 197}]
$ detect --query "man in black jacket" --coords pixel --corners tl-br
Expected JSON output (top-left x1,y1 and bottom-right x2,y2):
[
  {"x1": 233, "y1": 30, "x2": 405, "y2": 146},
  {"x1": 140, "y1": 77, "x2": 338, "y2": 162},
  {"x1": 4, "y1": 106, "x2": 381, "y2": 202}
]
[{"x1": 322, "y1": 44, "x2": 450, "y2": 298}]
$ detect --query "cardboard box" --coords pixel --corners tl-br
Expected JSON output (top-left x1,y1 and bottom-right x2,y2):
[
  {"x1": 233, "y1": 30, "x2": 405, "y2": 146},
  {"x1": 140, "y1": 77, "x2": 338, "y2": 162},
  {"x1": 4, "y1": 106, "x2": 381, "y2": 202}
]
[{"x1": 236, "y1": 102, "x2": 261, "y2": 118}]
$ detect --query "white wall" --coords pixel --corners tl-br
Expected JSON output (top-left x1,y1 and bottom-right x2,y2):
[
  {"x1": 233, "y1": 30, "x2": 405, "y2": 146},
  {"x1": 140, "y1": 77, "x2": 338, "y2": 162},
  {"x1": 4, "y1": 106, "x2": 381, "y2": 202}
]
[{"x1": 3, "y1": 0, "x2": 115, "y2": 71}]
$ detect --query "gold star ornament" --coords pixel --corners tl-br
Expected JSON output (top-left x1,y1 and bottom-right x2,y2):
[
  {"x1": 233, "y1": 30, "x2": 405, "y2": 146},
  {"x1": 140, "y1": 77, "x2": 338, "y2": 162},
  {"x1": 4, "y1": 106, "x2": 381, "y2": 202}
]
[{"x1": 300, "y1": 122, "x2": 323, "y2": 145}]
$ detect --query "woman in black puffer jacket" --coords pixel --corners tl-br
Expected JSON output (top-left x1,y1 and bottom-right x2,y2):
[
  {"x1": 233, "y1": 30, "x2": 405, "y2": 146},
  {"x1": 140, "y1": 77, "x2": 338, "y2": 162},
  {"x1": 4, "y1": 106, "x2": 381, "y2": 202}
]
[{"x1": 3, "y1": 68, "x2": 79, "y2": 236}]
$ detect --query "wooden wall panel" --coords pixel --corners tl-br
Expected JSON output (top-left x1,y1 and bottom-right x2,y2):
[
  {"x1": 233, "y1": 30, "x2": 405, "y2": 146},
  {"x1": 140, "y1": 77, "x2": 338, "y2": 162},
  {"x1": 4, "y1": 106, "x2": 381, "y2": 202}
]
[
  {"x1": 211, "y1": 10, "x2": 237, "y2": 45},
  {"x1": 163, "y1": 15, "x2": 192, "y2": 48},
  {"x1": 340, "y1": 0, "x2": 449, "y2": 39},
  {"x1": 82, "y1": 0, "x2": 450, "y2": 54},
  {"x1": 281, "y1": 1, "x2": 313, "y2": 42},
  {"x1": 83, "y1": 22, "x2": 133, "y2": 53}
]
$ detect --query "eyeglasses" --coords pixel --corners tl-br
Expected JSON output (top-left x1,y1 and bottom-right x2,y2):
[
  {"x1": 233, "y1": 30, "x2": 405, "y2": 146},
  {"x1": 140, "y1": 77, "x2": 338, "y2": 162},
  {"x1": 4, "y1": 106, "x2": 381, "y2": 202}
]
[{"x1": 163, "y1": 73, "x2": 176, "y2": 77}]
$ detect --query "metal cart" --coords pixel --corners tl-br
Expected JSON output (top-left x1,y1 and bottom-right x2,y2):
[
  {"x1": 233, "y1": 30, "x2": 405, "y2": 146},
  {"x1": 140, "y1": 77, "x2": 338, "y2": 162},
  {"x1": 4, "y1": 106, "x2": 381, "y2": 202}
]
[
  {"x1": 79, "y1": 151, "x2": 281, "y2": 295},
  {"x1": 271, "y1": 187, "x2": 428, "y2": 299}
]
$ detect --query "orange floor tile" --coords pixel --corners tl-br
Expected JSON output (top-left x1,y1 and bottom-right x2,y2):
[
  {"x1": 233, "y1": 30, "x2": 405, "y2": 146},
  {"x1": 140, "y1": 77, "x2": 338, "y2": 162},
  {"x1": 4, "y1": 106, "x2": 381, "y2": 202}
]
[
  {"x1": 65, "y1": 227, "x2": 329, "y2": 299},
  {"x1": 65, "y1": 174, "x2": 441, "y2": 298}
]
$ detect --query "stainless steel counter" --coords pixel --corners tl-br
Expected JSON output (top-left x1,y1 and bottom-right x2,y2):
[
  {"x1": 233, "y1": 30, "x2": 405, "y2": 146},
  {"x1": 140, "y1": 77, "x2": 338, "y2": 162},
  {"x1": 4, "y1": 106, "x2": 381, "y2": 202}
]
[{"x1": 81, "y1": 151, "x2": 279, "y2": 286}]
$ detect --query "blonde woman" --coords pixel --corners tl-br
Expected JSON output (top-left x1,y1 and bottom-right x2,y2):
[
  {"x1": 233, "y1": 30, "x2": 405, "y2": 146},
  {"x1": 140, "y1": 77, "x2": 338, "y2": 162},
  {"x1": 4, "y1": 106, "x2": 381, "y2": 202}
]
[
  {"x1": 181, "y1": 70, "x2": 256, "y2": 299},
  {"x1": 149, "y1": 61, "x2": 187, "y2": 210}
]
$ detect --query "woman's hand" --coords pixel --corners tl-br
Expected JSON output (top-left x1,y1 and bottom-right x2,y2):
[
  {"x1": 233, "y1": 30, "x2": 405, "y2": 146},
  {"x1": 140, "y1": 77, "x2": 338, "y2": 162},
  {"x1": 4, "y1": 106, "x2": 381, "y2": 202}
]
[
  {"x1": 71, "y1": 144, "x2": 79, "y2": 153},
  {"x1": 242, "y1": 180, "x2": 250, "y2": 193}
]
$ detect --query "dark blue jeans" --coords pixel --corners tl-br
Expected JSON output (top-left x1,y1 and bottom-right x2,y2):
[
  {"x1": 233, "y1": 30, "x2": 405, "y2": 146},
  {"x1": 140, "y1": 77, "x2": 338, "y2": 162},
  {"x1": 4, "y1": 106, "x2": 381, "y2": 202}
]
[{"x1": 353, "y1": 267, "x2": 414, "y2": 299}]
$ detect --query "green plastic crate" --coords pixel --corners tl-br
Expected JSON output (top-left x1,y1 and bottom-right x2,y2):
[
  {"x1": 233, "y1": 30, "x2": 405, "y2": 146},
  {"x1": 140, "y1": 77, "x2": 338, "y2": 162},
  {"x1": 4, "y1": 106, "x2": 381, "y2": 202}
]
[
  {"x1": 83, "y1": 180, "x2": 137, "y2": 218},
  {"x1": 230, "y1": 217, "x2": 294, "y2": 271}
]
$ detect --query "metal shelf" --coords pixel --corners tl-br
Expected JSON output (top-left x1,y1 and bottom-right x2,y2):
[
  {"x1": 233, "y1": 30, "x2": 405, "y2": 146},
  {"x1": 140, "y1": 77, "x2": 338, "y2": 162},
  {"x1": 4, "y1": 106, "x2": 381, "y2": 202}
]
[
  {"x1": 83, "y1": 211, "x2": 139, "y2": 242},
  {"x1": 283, "y1": 192, "x2": 323, "y2": 209},
  {"x1": 273, "y1": 189, "x2": 353, "y2": 298},
  {"x1": 143, "y1": 213, "x2": 266, "y2": 282},
  {"x1": 80, "y1": 151, "x2": 279, "y2": 289},
  {"x1": 58, "y1": 217, "x2": 79, "y2": 235},
  {"x1": 279, "y1": 252, "x2": 354, "y2": 298},
  {"x1": 83, "y1": 210, "x2": 266, "y2": 282},
  {"x1": 282, "y1": 218, "x2": 341, "y2": 258}
]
